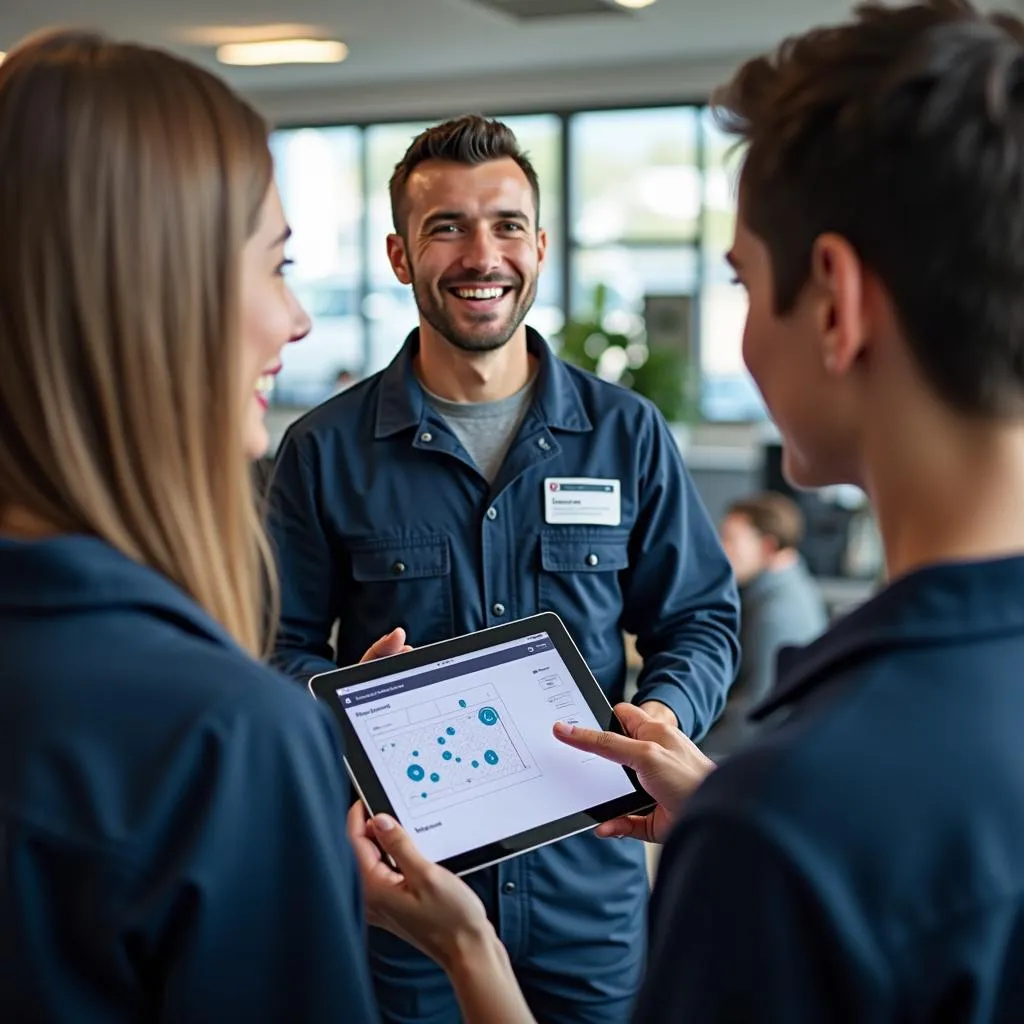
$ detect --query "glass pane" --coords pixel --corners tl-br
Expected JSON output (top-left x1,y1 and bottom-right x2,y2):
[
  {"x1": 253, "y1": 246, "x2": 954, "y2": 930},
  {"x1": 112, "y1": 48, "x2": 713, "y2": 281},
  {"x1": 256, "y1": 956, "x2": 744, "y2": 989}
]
[
  {"x1": 570, "y1": 108, "x2": 700, "y2": 246},
  {"x1": 364, "y1": 116, "x2": 564, "y2": 373},
  {"x1": 569, "y1": 247, "x2": 699, "y2": 421},
  {"x1": 363, "y1": 122, "x2": 433, "y2": 374},
  {"x1": 571, "y1": 246, "x2": 698, "y2": 327},
  {"x1": 270, "y1": 126, "x2": 364, "y2": 407},
  {"x1": 698, "y1": 109, "x2": 766, "y2": 421}
]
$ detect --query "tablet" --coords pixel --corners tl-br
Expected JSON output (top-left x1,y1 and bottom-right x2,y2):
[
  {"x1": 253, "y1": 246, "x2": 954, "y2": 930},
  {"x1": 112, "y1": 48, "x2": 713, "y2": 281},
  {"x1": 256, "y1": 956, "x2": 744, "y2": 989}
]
[{"x1": 310, "y1": 612, "x2": 654, "y2": 876}]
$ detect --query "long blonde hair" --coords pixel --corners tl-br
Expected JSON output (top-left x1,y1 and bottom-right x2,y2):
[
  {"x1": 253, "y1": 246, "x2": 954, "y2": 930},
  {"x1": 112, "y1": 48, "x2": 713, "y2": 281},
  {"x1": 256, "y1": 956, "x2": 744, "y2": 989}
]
[{"x1": 0, "y1": 30, "x2": 276, "y2": 656}]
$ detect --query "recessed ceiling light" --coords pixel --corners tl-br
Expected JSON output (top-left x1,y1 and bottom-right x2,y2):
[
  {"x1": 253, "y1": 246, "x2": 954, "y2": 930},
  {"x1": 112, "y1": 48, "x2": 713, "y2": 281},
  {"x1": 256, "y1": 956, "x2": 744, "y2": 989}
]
[
  {"x1": 216, "y1": 38, "x2": 348, "y2": 66},
  {"x1": 184, "y1": 23, "x2": 320, "y2": 46},
  {"x1": 613, "y1": 0, "x2": 657, "y2": 8}
]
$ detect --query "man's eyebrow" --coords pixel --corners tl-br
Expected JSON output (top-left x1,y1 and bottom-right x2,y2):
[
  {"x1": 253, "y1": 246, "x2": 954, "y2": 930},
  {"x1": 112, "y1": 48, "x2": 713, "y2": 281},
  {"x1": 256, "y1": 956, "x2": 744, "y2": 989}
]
[{"x1": 421, "y1": 211, "x2": 466, "y2": 230}]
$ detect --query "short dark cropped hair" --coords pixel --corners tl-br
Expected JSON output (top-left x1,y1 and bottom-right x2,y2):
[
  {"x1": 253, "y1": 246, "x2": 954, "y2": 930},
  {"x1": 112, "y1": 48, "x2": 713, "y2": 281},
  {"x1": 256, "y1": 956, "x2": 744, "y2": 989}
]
[
  {"x1": 712, "y1": 0, "x2": 1024, "y2": 418},
  {"x1": 388, "y1": 114, "x2": 541, "y2": 235},
  {"x1": 727, "y1": 492, "x2": 806, "y2": 552}
]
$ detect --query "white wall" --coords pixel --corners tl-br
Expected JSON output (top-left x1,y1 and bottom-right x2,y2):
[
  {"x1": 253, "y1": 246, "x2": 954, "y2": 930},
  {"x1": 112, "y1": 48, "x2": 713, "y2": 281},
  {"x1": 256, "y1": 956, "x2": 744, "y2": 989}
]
[{"x1": 245, "y1": 52, "x2": 750, "y2": 126}]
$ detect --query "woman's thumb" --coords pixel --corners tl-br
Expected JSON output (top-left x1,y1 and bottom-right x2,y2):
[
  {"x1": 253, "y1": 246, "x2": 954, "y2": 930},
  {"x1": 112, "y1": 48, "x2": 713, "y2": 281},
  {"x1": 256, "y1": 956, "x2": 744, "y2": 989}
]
[{"x1": 370, "y1": 815, "x2": 425, "y2": 876}]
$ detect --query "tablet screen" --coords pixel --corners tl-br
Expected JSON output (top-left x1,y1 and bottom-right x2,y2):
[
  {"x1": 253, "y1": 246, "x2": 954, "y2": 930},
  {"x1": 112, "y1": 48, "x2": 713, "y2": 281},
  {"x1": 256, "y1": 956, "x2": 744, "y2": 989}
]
[{"x1": 335, "y1": 628, "x2": 636, "y2": 863}]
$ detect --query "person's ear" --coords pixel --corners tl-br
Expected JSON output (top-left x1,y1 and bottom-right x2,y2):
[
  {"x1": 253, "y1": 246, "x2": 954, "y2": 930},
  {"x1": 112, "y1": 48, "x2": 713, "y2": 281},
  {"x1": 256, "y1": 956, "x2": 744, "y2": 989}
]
[
  {"x1": 810, "y1": 233, "x2": 869, "y2": 376},
  {"x1": 386, "y1": 233, "x2": 412, "y2": 286}
]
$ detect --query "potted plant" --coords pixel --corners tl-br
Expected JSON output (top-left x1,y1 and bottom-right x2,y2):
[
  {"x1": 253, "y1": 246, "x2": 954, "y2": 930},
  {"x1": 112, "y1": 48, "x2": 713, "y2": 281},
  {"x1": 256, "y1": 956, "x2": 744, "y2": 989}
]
[{"x1": 558, "y1": 283, "x2": 698, "y2": 430}]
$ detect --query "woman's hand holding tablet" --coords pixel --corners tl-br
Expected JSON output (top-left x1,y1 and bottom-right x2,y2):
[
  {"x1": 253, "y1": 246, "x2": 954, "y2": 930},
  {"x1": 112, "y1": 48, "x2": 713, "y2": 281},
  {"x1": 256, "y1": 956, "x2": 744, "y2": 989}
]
[{"x1": 345, "y1": 695, "x2": 718, "y2": 1024}]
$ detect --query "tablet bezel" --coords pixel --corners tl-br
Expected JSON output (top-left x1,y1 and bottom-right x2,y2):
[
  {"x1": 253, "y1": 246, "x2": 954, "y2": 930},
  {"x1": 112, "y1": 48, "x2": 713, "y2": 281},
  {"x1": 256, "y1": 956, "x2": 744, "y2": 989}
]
[{"x1": 309, "y1": 611, "x2": 655, "y2": 876}]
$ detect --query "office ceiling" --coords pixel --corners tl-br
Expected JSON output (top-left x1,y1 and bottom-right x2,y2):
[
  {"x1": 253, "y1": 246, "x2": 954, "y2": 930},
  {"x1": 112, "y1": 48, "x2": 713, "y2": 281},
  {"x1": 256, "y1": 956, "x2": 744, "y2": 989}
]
[
  {"x1": 4, "y1": 0, "x2": 1014, "y2": 94},
  {"x1": 2, "y1": 0, "x2": 1021, "y2": 94}
]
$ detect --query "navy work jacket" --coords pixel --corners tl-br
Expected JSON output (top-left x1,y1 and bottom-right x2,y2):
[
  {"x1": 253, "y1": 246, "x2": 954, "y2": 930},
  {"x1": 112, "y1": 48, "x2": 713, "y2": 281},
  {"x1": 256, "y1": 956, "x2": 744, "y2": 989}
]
[
  {"x1": 268, "y1": 327, "x2": 739, "y2": 984},
  {"x1": 0, "y1": 535, "x2": 377, "y2": 1022},
  {"x1": 635, "y1": 555, "x2": 1024, "y2": 1023}
]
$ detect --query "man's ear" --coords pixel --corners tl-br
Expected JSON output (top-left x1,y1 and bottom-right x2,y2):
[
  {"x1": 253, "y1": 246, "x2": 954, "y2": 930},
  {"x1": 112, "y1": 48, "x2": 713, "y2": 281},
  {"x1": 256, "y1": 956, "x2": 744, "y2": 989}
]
[
  {"x1": 386, "y1": 233, "x2": 412, "y2": 286},
  {"x1": 811, "y1": 233, "x2": 869, "y2": 376}
]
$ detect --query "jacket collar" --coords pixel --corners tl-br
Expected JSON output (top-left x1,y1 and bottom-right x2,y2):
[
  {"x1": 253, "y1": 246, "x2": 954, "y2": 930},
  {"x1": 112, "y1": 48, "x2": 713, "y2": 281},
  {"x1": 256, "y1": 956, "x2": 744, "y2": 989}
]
[
  {"x1": 374, "y1": 326, "x2": 592, "y2": 439},
  {"x1": 752, "y1": 555, "x2": 1024, "y2": 721}
]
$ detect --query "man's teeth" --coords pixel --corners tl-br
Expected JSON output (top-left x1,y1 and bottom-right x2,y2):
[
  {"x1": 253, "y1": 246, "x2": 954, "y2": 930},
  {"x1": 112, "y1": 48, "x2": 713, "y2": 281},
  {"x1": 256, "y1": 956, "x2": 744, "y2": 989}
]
[
  {"x1": 256, "y1": 374, "x2": 275, "y2": 396},
  {"x1": 453, "y1": 287, "x2": 505, "y2": 300}
]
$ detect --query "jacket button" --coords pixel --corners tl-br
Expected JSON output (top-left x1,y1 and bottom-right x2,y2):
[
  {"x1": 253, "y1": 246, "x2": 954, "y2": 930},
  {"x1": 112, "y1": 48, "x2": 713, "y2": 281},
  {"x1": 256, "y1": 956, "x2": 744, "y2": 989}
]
[
  {"x1": 502, "y1": 881, "x2": 517, "y2": 894},
  {"x1": 486, "y1": 507, "x2": 498, "y2": 520},
  {"x1": 492, "y1": 603, "x2": 506, "y2": 616},
  {"x1": 392, "y1": 561, "x2": 407, "y2": 575},
  {"x1": 537, "y1": 437, "x2": 551, "y2": 451},
  {"x1": 420, "y1": 431, "x2": 433, "y2": 443},
  {"x1": 586, "y1": 553, "x2": 599, "y2": 566}
]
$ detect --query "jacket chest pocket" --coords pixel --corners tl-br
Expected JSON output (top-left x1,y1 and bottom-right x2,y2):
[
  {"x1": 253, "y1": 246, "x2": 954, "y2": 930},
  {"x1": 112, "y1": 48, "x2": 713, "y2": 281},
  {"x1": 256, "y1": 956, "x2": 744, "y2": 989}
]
[
  {"x1": 348, "y1": 535, "x2": 454, "y2": 647},
  {"x1": 538, "y1": 528, "x2": 630, "y2": 667}
]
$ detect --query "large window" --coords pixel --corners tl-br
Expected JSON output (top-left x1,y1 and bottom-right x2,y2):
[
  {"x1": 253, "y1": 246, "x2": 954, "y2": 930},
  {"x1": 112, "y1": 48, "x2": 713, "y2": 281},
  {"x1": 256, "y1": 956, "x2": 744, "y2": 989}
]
[
  {"x1": 698, "y1": 109, "x2": 766, "y2": 421},
  {"x1": 268, "y1": 105, "x2": 763, "y2": 420},
  {"x1": 270, "y1": 127, "x2": 363, "y2": 407}
]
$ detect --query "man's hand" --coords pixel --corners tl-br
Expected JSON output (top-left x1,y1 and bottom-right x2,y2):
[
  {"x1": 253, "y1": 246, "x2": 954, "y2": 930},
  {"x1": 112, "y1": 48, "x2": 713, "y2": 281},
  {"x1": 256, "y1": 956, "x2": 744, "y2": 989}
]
[
  {"x1": 638, "y1": 700, "x2": 679, "y2": 728},
  {"x1": 554, "y1": 703, "x2": 715, "y2": 844},
  {"x1": 346, "y1": 804, "x2": 494, "y2": 970},
  {"x1": 359, "y1": 627, "x2": 412, "y2": 663}
]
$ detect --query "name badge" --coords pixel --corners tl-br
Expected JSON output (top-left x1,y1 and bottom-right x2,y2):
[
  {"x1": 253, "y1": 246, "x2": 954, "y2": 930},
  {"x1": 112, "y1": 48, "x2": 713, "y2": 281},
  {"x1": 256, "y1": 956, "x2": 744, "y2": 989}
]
[{"x1": 544, "y1": 478, "x2": 621, "y2": 526}]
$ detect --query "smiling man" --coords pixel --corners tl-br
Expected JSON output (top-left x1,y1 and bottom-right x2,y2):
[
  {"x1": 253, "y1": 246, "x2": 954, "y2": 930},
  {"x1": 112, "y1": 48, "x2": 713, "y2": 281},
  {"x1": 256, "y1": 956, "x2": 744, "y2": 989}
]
[{"x1": 267, "y1": 115, "x2": 739, "y2": 1024}]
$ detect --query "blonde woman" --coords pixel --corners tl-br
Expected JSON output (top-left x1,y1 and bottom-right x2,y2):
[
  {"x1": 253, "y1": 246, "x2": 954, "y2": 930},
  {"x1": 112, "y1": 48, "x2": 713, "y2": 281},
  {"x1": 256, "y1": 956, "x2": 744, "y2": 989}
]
[{"x1": 0, "y1": 30, "x2": 421, "y2": 1021}]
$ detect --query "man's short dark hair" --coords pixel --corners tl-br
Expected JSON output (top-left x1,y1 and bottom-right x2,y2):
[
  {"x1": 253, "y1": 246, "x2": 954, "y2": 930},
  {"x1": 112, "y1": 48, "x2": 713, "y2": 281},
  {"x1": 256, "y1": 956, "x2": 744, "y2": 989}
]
[
  {"x1": 712, "y1": 0, "x2": 1024, "y2": 417},
  {"x1": 727, "y1": 492, "x2": 806, "y2": 552},
  {"x1": 388, "y1": 114, "x2": 541, "y2": 236}
]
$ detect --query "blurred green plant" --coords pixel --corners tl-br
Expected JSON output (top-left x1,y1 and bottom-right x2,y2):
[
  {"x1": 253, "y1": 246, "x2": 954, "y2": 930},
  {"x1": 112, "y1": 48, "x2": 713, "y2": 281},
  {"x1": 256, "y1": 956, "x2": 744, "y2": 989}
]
[{"x1": 558, "y1": 282, "x2": 697, "y2": 423}]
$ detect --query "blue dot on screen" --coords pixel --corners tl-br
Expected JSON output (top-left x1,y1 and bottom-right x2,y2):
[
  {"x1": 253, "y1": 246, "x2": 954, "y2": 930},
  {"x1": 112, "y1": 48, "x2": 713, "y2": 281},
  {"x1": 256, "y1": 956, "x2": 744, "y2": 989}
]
[
  {"x1": 442, "y1": 751, "x2": 453, "y2": 761},
  {"x1": 412, "y1": 750, "x2": 419, "y2": 757},
  {"x1": 421, "y1": 792, "x2": 427, "y2": 799},
  {"x1": 471, "y1": 760, "x2": 479, "y2": 768},
  {"x1": 456, "y1": 757, "x2": 462, "y2": 763},
  {"x1": 484, "y1": 749, "x2": 499, "y2": 765},
  {"x1": 430, "y1": 772, "x2": 440, "y2": 783},
  {"x1": 458, "y1": 699, "x2": 467, "y2": 708},
  {"x1": 407, "y1": 764, "x2": 425, "y2": 782},
  {"x1": 446, "y1": 726, "x2": 456, "y2": 736},
  {"x1": 437, "y1": 737, "x2": 445, "y2": 745},
  {"x1": 478, "y1": 707, "x2": 499, "y2": 726}
]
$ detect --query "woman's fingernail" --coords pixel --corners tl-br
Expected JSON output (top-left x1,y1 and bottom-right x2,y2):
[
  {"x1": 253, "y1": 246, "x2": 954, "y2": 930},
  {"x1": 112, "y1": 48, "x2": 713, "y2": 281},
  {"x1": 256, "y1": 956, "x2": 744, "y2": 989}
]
[
  {"x1": 553, "y1": 721, "x2": 574, "y2": 736},
  {"x1": 373, "y1": 814, "x2": 396, "y2": 832}
]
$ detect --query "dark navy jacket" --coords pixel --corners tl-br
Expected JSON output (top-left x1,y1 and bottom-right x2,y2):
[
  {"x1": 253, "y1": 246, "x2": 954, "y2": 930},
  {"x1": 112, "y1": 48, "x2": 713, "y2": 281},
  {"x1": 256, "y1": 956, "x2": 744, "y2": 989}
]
[
  {"x1": 635, "y1": 556, "x2": 1024, "y2": 1023},
  {"x1": 268, "y1": 328, "x2": 739, "y2": 1014},
  {"x1": 0, "y1": 535, "x2": 377, "y2": 1023}
]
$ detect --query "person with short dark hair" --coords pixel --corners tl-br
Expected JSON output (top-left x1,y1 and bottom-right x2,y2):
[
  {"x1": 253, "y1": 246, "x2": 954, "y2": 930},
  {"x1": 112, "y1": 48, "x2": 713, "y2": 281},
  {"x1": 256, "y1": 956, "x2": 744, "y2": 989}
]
[
  {"x1": 267, "y1": 112, "x2": 739, "y2": 1023},
  {"x1": 704, "y1": 492, "x2": 827, "y2": 758},
  {"x1": 344, "y1": 3, "x2": 1024, "y2": 1021}
]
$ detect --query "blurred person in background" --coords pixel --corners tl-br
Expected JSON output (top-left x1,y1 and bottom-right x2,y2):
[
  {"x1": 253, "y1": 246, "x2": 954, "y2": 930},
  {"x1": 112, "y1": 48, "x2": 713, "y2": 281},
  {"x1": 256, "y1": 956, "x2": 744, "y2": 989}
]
[{"x1": 704, "y1": 491, "x2": 827, "y2": 758}]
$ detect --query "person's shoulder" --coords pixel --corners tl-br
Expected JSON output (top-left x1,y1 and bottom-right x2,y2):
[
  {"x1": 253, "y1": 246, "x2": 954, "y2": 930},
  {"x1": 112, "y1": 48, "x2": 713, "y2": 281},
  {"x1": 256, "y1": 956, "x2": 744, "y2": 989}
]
[
  {"x1": 558, "y1": 358, "x2": 660, "y2": 418},
  {"x1": 280, "y1": 372, "x2": 384, "y2": 447},
  {"x1": 71, "y1": 611, "x2": 327, "y2": 744},
  {"x1": 145, "y1": 629, "x2": 325, "y2": 734}
]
